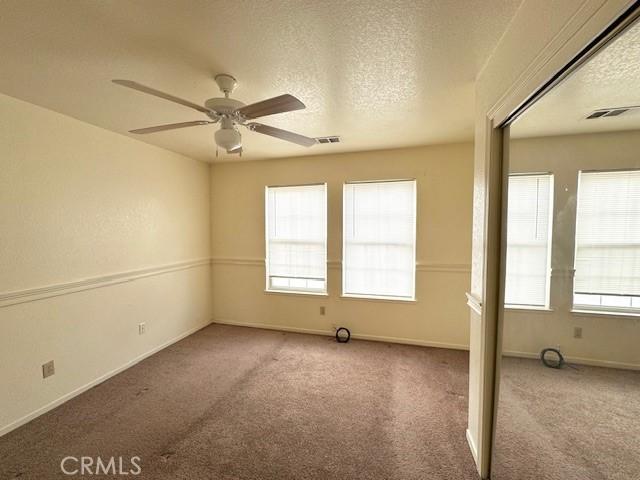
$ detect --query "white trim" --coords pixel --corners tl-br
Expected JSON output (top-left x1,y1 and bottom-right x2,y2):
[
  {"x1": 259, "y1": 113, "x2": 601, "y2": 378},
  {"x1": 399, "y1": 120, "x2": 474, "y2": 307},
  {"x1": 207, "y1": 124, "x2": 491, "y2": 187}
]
[
  {"x1": 214, "y1": 319, "x2": 332, "y2": 337},
  {"x1": 264, "y1": 289, "x2": 329, "y2": 297},
  {"x1": 483, "y1": 1, "x2": 621, "y2": 124},
  {"x1": 264, "y1": 183, "x2": 328, "y2": 296},
  {"x1": 350, "y1": 331, "x2": 467, "y2": 350},
  {"x1": 342, "y1": 180, "x2": 418, "y2": 300},
  {"x1": 211, "y1": 257, "x2": 264, "y2": 267},
  {"x1": 505, "y1": 172, "x2": 554, "y2": 309},
  {"x1": 417, "y1": 262, "x2": 471, "y2": 273},
  {"x1": 0, "y1": 321, "x2": 213, "y2": 437},
  {"x1": 502, "y1": 349, "x2": 640, "y2": 371},
  {"x1": 466, "y1": 292, "x2": 483, "y2": 315},
  {"x1": 466, "y1": 428, "x2": 478, "y2": 463},
  {"x1": 0, "y1": 258, "x2": 211, "y2": 308},
  {"x1": 344, "y1": 178, "x2": 416, "y2": 185},
  {"x1": 340, "y1": 294, "x2": 416, "y2": 303},
  {"x1": 504, "y1": 305, "x2": 554, "y2": 313},
  {"x1": 570, "y1": 308, "x2": 640, "y2": 319},
  {"x1": 210, "y1": 257, "x2": 471, "y2": 274},
  {"x1": 212, "y1": 319, "x2": 469, "y2": 351}
]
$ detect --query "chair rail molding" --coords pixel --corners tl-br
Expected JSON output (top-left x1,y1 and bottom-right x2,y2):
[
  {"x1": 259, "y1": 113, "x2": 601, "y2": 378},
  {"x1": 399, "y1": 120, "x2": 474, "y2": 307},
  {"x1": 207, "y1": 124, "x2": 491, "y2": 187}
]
[
  {"x1": 0, "y1": 258, "x2": 211, "y2": 308},
  {"x1": 211, "y1": 256, "x2": 471, "y2": 274},
  {"x1": 466, "y1": 292, "x2": 483, "y2": 315}
]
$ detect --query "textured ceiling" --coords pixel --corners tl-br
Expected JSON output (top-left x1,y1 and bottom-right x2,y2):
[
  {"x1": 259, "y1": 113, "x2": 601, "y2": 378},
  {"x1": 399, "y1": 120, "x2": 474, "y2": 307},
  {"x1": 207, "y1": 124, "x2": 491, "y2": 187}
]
[
  {"x1": 0, "y1": 0, "x2": 522, "y2": 162},
  {"x1": 513, "y1": 18, "x2": 640, "y2": 139}
]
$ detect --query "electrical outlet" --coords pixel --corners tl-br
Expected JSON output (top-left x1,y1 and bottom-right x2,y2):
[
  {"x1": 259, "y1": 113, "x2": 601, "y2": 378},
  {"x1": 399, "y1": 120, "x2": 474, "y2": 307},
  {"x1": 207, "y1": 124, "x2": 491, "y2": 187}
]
[
  {"x1": 138, "y1": 322, "x2": 146, "y2": 335},
  {"x1": 574, "y1": 327, "x2": 583, "y2": 339},
  {"x1": 320, "y1": 306, "x2": 326, "y2": 316},
  {"x1": 42, "y1": 360, "x2": 55, "y2": 379}
]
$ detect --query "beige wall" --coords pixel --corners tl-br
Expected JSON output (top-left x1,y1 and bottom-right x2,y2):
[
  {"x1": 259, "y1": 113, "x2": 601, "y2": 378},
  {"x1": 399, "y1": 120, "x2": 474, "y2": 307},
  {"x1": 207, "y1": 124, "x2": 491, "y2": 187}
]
[
  {"x1": 0, "y1": 93, "x2": 212, "y2": 435},
  {"x1": 503, "y1": 131, "x2": 640, "y2": 369},
  {"x1": 211, "y1": 144, "x2": 473, "y2": 348}
]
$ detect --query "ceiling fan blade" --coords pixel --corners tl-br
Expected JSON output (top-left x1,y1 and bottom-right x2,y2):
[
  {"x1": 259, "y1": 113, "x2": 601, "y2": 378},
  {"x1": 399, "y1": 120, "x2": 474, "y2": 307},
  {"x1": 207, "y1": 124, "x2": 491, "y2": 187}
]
[
  {"x1": 129, "y1": 120, "x2": 214, "y2": 134},
  {"x1": 113, "y1": 79, "x2": 211, "y2": 114},
  {"x1": 237, "y1": 94, "x2": 305, "y2": 119},
  {"x1": 247, "y1": 122, "x2": 316, "y2": 147}
]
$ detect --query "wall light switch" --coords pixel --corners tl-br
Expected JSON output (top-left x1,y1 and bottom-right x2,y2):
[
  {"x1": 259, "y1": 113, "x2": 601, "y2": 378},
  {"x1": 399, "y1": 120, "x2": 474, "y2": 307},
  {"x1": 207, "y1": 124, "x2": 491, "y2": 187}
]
[
  {"x1": 574, "y1": 327, "x2": 583, "y2": 339},
  {"x1": 42, "y1": 360, "x2": 55, "y2": 379},
  {"x1": 320, "y1": 306, "x2": 326, "y2": 316},
  {"x1": 138, "y1": 322, "x2": 146, "y2": 335}
]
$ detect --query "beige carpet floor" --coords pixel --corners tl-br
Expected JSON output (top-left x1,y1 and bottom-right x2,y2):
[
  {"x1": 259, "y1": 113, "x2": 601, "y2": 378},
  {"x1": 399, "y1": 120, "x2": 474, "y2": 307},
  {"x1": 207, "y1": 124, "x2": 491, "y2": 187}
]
[
  {"x1": 0, "y1": 324, "x2": 477, "y2": 480},
  {"x1": 492, "y1": 356, "x2": 640, "y2": 480}
]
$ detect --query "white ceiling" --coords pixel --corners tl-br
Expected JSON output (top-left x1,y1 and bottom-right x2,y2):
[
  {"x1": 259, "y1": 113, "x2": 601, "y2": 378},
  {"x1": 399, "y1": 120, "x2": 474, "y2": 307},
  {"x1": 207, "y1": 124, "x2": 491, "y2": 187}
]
[
  {"x1": 512, "y1": 17, "x2": 640, "y2": 139},
  {"x1": 0, "y1": 0, "x2": 522, "y2": 162}
]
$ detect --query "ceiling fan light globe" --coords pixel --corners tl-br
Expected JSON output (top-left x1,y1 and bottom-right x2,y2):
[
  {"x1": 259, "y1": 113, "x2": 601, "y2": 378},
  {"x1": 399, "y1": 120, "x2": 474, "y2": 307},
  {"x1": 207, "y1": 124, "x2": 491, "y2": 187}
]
[{"x1": 215, "y1": 128, "x2": 242, "y2": 151}]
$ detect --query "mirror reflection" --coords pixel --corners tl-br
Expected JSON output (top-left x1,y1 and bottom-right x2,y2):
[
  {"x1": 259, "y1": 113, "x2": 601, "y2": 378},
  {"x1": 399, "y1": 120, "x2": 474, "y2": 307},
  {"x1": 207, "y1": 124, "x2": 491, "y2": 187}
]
[{"x1": 493, "y1": 18, "x2": 640, "y2": 480}]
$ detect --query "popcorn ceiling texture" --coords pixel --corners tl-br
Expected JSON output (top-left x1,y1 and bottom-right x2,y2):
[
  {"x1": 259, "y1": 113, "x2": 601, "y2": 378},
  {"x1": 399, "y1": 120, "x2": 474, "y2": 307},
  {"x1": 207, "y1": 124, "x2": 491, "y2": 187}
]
[
  {"x1": 513, "y1": 20, "x2": 640, "y2": 139},
  {"x1": 0, "y1": 0, "x2": 521, "y2": 162}
]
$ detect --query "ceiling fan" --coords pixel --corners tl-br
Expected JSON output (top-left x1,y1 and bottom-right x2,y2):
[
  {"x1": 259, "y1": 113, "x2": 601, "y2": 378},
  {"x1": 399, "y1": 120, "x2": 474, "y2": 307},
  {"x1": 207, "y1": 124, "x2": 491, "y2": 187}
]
[{"x1": 112, "y1": 74, "x2": 317, "y2": 155}]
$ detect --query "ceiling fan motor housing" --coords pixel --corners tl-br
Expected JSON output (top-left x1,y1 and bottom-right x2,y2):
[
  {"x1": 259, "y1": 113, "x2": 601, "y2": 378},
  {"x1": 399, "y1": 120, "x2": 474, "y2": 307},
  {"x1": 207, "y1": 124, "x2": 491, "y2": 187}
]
[{"x1": 204, "y1": 97, "x2": 245, "y2": 118}]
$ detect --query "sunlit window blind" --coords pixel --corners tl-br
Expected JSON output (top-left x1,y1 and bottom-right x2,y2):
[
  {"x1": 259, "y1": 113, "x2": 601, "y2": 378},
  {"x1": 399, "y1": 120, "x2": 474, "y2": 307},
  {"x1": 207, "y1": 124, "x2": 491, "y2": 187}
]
[
  {"x1": 505, "y1": 174, "x2": 553, "y2": 307},
  {"x1": 266, "y1": 184, "x2": 327, "y2": 293},
  {"x1": 343, "y1": 180, "x2": 416, "y2": 299},
  {"x1": 574, "y1": 170, "x2": 640, "y2": 304}
]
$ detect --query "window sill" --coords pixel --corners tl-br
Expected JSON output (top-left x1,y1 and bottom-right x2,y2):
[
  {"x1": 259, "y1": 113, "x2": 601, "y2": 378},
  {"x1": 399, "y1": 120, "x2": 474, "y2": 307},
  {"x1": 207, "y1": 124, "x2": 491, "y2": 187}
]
[
  {"x1": 571, "y1": 308, "x2": 640, "y2": 319},
  {"x1": 505, "y1": 305, "x2": 554, "y2": 313},
  {"x1": 340, "y1": 294, "x2": 416, "y2": 303},
  {"x1": 264, "y1": 289, "x2": 328, "y2": 297}
]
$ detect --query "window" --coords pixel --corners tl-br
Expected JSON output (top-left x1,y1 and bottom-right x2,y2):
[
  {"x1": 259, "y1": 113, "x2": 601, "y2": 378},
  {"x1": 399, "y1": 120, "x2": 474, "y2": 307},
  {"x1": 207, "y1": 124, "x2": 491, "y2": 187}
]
[
  {"x1": 574, "y1": 170, "x2": 640, "y2": 312},
  {"x1": 504, "y1": 174, "x2": 554, "y2": 308},
  {"x1": 265, "y1": 184, "x2": 327, "y2": 294},
  {"x1": 343, "y1": 180, "x2": 416, "y2": 300}
]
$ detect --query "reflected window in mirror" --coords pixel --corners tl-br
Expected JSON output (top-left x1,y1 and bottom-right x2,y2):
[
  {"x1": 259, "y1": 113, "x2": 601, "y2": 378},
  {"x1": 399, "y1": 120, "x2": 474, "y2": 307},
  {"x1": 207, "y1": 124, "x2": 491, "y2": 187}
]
[
  {"x1": 573, "y1": 169, "x2": 640, "y2": 314},
  {"x1": 505, "y1": 173, "x2": 554, "y2": 309}
]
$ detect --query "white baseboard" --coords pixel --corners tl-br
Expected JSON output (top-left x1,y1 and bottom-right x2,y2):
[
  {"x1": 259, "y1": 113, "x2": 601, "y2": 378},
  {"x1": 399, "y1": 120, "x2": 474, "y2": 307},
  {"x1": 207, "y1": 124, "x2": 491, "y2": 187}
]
[
  {"x1": 503, "y1": 349, "x2": 640, "y2": 371},
  {"x1": 0, "y1": 320, "x2": 213, "y2": 438},
  {"x1": 466, "y1": 428, "x2": 478, "y2": 463},
  {"x1": 352, "y1": 332, "x2": 468, "y2": 350},
  {"x1": 212, "y1": 318, "x2": 469, "y2": 351},
  {"x1": 214, "y1": 318, "x2": 332, "y2": 337}
]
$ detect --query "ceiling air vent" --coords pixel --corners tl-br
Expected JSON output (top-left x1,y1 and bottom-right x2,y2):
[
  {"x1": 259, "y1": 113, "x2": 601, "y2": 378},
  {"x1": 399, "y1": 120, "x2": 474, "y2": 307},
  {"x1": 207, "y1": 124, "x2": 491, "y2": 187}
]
[
  {"x1": 586, "y1": 106, "x2": 639, "y2": 119},
  {"x1": 315, "y1": 136, "x2": 341, "y2": 144}
]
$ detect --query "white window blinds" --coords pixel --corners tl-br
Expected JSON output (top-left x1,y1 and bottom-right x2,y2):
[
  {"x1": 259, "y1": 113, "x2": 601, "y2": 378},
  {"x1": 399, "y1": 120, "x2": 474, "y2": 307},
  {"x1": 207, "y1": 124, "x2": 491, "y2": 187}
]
[
  {"x1": 266, "y1": 184, "x2": 327, "y2": 293},
  {"x1": 505, "y1": 174, "x2": 553, "y2": 307},
  {"x1": 574, "y1": 170, "x2": 640, "y2": 300},
  {"x1": 343, "y1": 180, "x2": 416, "y2": 299}
]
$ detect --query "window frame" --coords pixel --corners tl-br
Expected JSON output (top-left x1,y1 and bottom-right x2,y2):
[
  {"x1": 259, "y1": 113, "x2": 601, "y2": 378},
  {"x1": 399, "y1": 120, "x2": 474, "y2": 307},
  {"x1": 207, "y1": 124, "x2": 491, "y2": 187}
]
[
  {"x1": 504, "y1": 172, "x2": 554, "y2": 310},
  {"x1": 341, "y1": 178, "x2": 417, "y2": 302},
  {"x1": 264, "y1": 182, "x2": 328, "y2": 295},
  {"x1": 572, "y1": 168, "x2": 640, "y2": 315}
]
